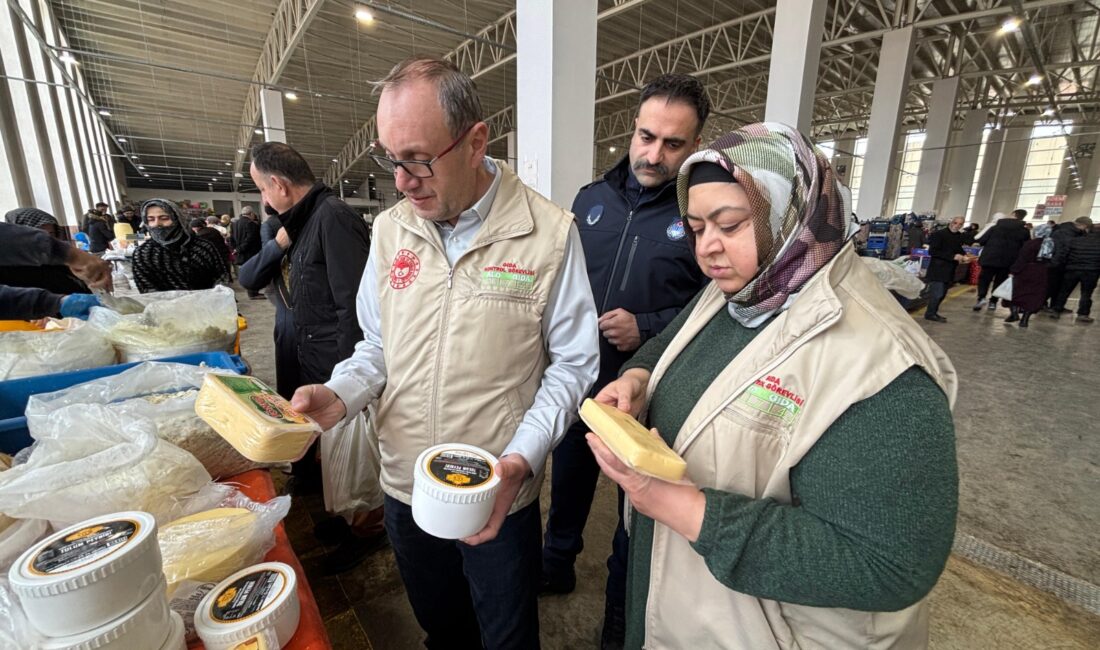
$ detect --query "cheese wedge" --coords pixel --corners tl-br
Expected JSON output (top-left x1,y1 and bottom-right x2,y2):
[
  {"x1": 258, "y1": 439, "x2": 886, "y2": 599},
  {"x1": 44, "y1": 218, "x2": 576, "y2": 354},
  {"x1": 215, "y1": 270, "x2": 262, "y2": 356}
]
[
  {"x1": 195, "y1": 373, "x2": 321, "y2": 462},
  {"x1": 579, "y1": 399, "x2": 687, "y2": 481},
  {"x1": 159, "y1": 507, "x2": 261, "y2": 595}
]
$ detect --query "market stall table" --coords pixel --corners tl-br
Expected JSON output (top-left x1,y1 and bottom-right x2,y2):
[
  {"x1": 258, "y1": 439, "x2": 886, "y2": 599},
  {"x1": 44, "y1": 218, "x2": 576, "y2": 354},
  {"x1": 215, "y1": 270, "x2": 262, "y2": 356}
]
[{"x1": 188, "y1": 469, "x2": 330, "y2": 650}]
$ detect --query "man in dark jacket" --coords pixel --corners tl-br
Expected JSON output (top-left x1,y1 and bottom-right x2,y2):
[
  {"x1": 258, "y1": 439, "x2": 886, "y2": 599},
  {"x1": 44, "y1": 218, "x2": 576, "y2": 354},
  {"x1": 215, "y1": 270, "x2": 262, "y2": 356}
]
[
  {"x1": 239, "y1": 142, "x2": 378, "y2": 572},
  {"x1": 973, "y1": 209, "x2": 1030, "y2": 311},
  {"x1": 1051, "y1": 225, "x2": 1100, "y2": 322},
  {"x1": 190, "y1": 218, "x2": 233, "y2": 282},
  {"x1": 84, "y1": 210, "x2": 115, "y2": 254},
  {"x1": 541, "y1": 73, "x2": 709, "y2": 648},
  {"x1": 231, "y1": 208, "x2": 263, "y2": 299},
  {"x1": 1046, "y1": 216, "x2": 1091, "y2": 310},
  {"x1": 922, "y1": 217, "x2": 968, "y2": 322}
]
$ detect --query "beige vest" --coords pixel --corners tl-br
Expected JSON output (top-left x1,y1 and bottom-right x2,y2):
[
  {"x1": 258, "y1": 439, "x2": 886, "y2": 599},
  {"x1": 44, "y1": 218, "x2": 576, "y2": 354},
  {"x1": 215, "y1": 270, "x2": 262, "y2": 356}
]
[
  {"x1": 371, "y1": 161, "x2": 573, "y2": 511},
  {"x1": 643, "y1": 246, "x2": 957, "y2": 650}
]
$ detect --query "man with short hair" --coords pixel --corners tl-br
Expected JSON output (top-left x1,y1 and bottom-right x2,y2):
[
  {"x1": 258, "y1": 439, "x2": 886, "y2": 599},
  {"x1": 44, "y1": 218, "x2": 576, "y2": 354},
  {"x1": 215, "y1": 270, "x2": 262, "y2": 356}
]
[
  {"x1": 291, "y1": 57, "x2": 599, "y2": 648},
  {"x1": 541, "y1": 72, "x2": 710, "y2": 648},
  {"x1": 973, "y1": 208, "x2": 1030, "y2": 311},
  {"x1": 1046, "y1": 216, "x2": 1092, "y2": 310},
  {"x1": 1051, "y1": 223, "x2": 1100, "y2": 323},
  {"x1": 922, "y1": 217, "x2": 969, "y2": 323}
]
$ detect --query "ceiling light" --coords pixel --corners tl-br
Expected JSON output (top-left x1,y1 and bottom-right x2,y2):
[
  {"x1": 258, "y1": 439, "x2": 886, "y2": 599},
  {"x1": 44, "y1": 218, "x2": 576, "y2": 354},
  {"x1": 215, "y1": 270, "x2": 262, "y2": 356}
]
[
  {"x1": 344, "y1": 180, "x2": 350, "y2": 184},
  {"x1": 284, "y1": 92, "x2": 298, "y2": 101},
  {"x1": 254, "y1": 128, "x2": 263, "y2": 135},
  {"x1": 1005, "y1": 110, "x2": 1015, "y2": 117},
  {"x1": 218, "y1": 171, "x2": 223, "y2": 175},
  {"x1": 608, "y1": 146, "x2": 616, "y2": 153},
  {"x1": 118, "y1": 137, "x2": 127, "y2": 143},
  {"x1": 143, "y1": 174, "x2": 149, "y2": 178},
  {"x1": 234, "y1": 172, "x2": 243, "y2": 178},
  {"x1": 225, "y1": 162, "x2": 232, "y2": 166},
  {"x1": 1043, "y1": 108, "x2": 1056, "y2": 117},
  {"x1": 98, "y1": 109, "x2": 111, "y2": 116},
  {"x1": 131, "y1": 155, "x2": 139, "y2": 160},
  {"x1": 212, "y1": 178, "x2": 218, "y2": 181},
  {"x1": 355, "y1": 8, "x2": 374, "y2": 23},
  {"x1": 137, "y1": 165, "x2": 145, "y2": 170},
  {"x1": 1000, "y1": 17, "x2": 1021, "y2": 34},
  {"x1": 59, "y1": 52, "x2": 76, "y2": 64},
  {"x1": 1027, "y1": 74, "x2": 1043, "y2": 86},
  {"x1": 332, "y1": 158, "x2": 339, "y2": 162},
  {"x1": 369, "y1": 173, "x2": 374, "y2": 178}
]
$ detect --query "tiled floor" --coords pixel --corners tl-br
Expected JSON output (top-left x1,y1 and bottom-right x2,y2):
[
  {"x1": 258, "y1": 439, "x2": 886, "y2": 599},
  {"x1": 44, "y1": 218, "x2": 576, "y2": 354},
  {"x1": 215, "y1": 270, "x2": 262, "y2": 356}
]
[{"x1": 235, "y1": 281, "x2": 1100, "y2": 649}]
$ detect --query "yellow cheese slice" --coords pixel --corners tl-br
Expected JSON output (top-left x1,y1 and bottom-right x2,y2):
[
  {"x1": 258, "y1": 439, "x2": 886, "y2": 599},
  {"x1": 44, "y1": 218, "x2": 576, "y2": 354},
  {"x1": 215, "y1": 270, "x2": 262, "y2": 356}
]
[
  {"x1": 159, "y1": 507, "x2": 261, "y2": 595},
  {"x1": 232, "y1": 636, "x2": 269, "y2": 650},
  {"x1": 195, "y1": 373, "x2": 320, "y2": 463},
  {"x1": 579, "y1": 399, "x2": 687, "y2": 481}
]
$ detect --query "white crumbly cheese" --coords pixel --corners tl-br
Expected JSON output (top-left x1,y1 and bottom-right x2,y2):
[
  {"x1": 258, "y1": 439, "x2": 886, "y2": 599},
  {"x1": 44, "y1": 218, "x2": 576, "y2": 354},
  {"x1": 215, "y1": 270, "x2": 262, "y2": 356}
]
[{"x1": 195, "y1": 374, "x2": 321, "y2": 463}]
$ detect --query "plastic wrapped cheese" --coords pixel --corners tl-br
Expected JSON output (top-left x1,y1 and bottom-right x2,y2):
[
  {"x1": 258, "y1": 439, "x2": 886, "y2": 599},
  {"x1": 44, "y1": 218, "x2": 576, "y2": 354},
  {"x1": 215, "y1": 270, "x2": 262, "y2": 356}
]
[
  {"x1": 195, "y1": 373, "x2": 321, "y2": 463},
  {"x1": 579, "y1": 399, "x2": 687, "y2": 481}
]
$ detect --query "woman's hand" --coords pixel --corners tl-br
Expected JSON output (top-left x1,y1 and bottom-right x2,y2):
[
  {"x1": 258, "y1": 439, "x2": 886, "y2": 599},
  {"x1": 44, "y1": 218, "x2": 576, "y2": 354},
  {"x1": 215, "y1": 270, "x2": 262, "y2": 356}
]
[
  {"x1": 594, "y1": 368, "x2": 650, "y2": 418},
  {"x1": 586, "y1": 432, "x2": 706, "y2": 543}
]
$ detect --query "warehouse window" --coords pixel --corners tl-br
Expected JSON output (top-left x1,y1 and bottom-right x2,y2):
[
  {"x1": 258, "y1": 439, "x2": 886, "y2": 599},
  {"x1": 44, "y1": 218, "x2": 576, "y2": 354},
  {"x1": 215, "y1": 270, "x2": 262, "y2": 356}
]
[
  {"x1": 893, "y1": 131, "x2": 925, "y2": 215},
  {"x1": 848, "y1": 137, "x2": 869, "y2": 214},
  {"x1": 964, "y1": 127, "x2": 993, "y2": 221},
  {"x1": 817, "y1": 140, "x2": 836, "y2": 161},
  {"x1": 1016, "y1": 122, "x2": 1072, "y2": 215}
]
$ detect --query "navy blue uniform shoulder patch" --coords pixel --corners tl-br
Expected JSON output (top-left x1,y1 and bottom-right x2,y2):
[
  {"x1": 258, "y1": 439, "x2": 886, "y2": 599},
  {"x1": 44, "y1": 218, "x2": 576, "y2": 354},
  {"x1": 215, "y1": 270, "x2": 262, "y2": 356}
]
[{"x1": 586, "y1": 205, "x2": 604, "y2": 226}]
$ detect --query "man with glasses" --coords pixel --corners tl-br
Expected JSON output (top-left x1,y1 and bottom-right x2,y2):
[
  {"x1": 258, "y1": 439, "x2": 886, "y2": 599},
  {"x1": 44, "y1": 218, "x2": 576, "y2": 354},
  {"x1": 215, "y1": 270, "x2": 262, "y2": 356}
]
[{"x1": 291, "y1": 56, "x2": 599, "y2": 648}]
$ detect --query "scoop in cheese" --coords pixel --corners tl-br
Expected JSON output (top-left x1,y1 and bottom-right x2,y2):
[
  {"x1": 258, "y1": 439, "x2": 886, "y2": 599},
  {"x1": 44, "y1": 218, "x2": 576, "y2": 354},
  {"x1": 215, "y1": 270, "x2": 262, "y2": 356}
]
[
  {"x1": 160, "y1": 507, "x2": 261, "y2": 595},
  {"x1": 195, "y1": 373, "x2": 320, "y2": 463},
  {"x1": 579, "y1": 399, "x2": 687, "y2": 481}
]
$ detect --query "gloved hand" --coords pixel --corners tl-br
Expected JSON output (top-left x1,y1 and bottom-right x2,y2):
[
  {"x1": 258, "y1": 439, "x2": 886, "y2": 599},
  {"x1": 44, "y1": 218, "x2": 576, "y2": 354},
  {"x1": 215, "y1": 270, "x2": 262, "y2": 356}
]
[{"x1": 59, "y1": 293, "x2": 101, "y2": 319}]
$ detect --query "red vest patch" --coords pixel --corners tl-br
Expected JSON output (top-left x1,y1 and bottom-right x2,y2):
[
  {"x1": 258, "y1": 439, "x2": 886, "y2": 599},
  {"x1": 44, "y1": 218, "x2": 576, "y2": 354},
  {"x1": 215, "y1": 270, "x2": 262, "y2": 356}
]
[{"x1": 390, "y1": 249, "x2": 420, "y2": 289}]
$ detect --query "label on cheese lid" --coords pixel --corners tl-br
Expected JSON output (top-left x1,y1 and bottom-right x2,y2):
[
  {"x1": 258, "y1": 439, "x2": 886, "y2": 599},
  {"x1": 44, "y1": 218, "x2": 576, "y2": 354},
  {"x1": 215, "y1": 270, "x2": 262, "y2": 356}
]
[
  {"x1": 30, "y1": 519, "x2": 139, "y2": 575},
  {"x1": 211, "y1": 568, "x2": 288, "y2": 623},
  {"x1": 427, "y1": 449, "x2": 494, "y2": 488},
  {"x1": 213, "y1": 375, "x2": 310, "y2": 426}
]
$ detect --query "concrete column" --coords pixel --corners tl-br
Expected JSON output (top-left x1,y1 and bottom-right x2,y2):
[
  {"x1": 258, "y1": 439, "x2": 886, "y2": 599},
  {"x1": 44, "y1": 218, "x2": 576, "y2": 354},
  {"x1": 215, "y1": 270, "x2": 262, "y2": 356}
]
[
  {"x1": 913, "y1": 77, "x2": 959, "y2": 214},
  {"x1": 260, "y1": 88, "x2": 286, "y2": 143},
  {"x1": 989, "y1": 126, "x2": 1031, "y2": 216},
  {"x1": 765, "y1": 0, "x2": 826, "y2": 133},
  {"x1": 505, "y1": 130, "x2": 517, "y2": 168},
  {"x1": 857, "y1": 27, "x2": 915, "y2": 220},
  {"x1": 970, "y1": 127, "x2": 1005, "y2": 224},
  {"x1": 940, "y1": 109, "x2": 986, "y2": 219},
  {"x1": 0, "y1": 27, "x2": 32, "y2": 206},
  {"x1": 1062, "y1": 135, "x2": 1099, "y2": 219},
  {"x1": 516, "y1": 0, "x2": 598, "y2": 207}
]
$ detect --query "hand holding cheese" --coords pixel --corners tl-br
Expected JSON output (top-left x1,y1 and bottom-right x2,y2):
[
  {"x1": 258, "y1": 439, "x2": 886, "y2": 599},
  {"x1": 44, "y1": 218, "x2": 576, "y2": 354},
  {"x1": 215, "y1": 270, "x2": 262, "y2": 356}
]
[
  {"x1": 195, "y1": 373, "x2": 321, "y2": 463},
  {"x1": 579, "y1": 398, "x2": 686, "y2": 481}
]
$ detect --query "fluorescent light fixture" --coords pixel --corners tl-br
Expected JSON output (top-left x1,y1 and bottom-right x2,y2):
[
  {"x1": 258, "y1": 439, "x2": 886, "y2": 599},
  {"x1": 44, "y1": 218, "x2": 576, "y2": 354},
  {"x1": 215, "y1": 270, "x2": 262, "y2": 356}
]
[
  {"x1": 118, "y1": 137, "x2": 127, "y2": 143},
  {"x1": 1043, "y1": 108, "x2": 1055, "y2": 116},
  {"x1": 98, "y1": 109, "x2": 111, "y2": 116},
  {"x1": 225, "y1": 162, "x2": 232, "y2": 166},
  {"x1": 332, "y1": 158, "x2": 339, "y2": 162},
  {"x1": 137, "y1": 165, "x2": 145, "y2": 170},
  {"x1": 1000, "y1": 18, "x2": 1021, "y2": 33},
  {"x1": 284, "y1": 92, "x2": 298, "y2": 101},
  {"x1": 212, "y1": 178, "x2": 218, "y2": 181},
  {"x1": 1005, "y1": 110, "x2": 1015, "y2": 117},
  {"x1": 369, "y1": 173, "x2": 374, "y2": 178},
  {"x1": 1027, "y1": 74, "x2": 1042, "y2": 86},
  {"x1": 131, "y1": 155, "x2": 139, "y2": 160},
  {"x1": 609, "y1": 146, "x2": 616, "y2": 153},
  {"x1": 143, "y1": 174, "x2": 149, "y2": 177},
  {"x1": 234, "y1": 172, "x2": 244, "y2": 178},
  {"x1": 238, "y1": 148, "x2": 247, "y2": 154},
  {"x1": 254, "y1": 128, "x2": 263, "y2": 135},
  {"x1": 355, "y1": 8, "x2": 374, "y2": 23}
]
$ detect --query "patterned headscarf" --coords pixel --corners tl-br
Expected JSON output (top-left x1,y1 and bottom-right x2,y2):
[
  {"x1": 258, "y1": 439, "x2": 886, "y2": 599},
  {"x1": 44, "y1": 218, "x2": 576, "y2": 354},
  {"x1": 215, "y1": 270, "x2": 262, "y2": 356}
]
[
  {"x1": 5, "y1": 207, "x2": 58, "y2": 229},
  {"x1": 677, "y1": 122, "x2": 853, "y2": 327},
  {"x1": 141, "y1": 198, "x2": 190, "y2": 247}
]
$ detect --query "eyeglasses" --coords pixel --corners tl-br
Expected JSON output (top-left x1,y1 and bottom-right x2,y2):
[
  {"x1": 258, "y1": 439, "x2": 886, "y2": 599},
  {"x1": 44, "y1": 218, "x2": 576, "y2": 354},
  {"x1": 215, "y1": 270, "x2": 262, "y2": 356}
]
[{"x1": 368, "y1": 124, "x2": 475, "y2": 178}]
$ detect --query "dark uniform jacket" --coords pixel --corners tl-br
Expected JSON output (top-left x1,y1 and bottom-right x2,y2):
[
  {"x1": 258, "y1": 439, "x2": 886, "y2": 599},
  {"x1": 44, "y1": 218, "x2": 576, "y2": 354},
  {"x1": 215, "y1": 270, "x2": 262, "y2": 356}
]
[
  {"x1": 976, "y1": 217, "x2": 1030, "y2": 268},
  {"x1": 925, "y1": 227, "x2": 967, "y2": 284},
  {"x1": 572, "y1": 157, "x2": 707, "y2": 391}
]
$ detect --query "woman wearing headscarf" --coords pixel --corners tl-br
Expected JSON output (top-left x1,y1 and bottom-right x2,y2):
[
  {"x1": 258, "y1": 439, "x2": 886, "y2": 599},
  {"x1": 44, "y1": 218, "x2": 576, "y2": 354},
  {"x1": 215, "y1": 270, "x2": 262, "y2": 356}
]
[
  {"x1": 587, "y1": 123, "x2": 958, "y2": 649},
  {"x1": 131, "y1": 199, "x2": 224, "y2": 293},
  {"x1": 1004, "y1": 223, "x2": 1053, "y2": 328},
  {"x1": 5, "y1": 207, "x2": 60, "y2": 238},
  {"x1": 2, "y1": 208, "x2": 92, "y2": 296}
]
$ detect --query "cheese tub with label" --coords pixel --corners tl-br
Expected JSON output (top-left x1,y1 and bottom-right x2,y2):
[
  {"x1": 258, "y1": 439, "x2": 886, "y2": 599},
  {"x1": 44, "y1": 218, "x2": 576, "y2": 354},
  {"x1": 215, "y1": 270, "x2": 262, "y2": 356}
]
[
  {"x1": 579, "y1": 399, "x2": 687, "y2": 481},
  {"x1": 8, "y1": 511, "x2": 163, "y2": 637},
  {"x1": 195, "y1": 373, "x2": 321, "y2": 463},
  {"x1": 412, "y1": 443, "x2": 501, "y2": 539},
  {"x1": 194, "y1": 562, "x2": 300, "y2": 650}
]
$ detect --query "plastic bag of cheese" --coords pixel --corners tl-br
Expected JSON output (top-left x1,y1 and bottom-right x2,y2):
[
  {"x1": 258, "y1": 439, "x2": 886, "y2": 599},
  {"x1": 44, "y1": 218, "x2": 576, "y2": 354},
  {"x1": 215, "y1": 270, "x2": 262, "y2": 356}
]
[
  {"x1": 158, "y1": 490, "x2": 290, "y2": 597},
  {"x1": 0, "y1": 403, "x2": 211, "y2": 527},
  {"x1": 0, "y1": 318, "x2": 117, "y2": 380},
  {"x1": 25, "y1": 361, "x2": 278, "y2": 479},
  {"x1": 0, "y1": 577, "x2": 43, "y2": 649},
  {"x1": 196, "y1": 373, "x2": 322, "y2": 463}
]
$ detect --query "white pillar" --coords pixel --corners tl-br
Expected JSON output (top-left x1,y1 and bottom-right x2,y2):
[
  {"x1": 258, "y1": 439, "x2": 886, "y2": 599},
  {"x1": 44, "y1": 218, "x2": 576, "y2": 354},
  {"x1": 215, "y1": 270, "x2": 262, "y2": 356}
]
[
  {"x1": 765, "y1": 0, "x2": 826, "y2": 133},
  {"x1": 970, "y1": 127, "x2": 1005, "y2": 224},
  {"x1": 505, "y1": 130, "x2": 517, "y2": 169},
  {"x1": 516, "y1": 0, "x2": 597, "y2": 207},
  {"x1": 940, "y1": 109, "x2": 986, "y2": 219},
  {"x1": 913, "y1": 77, "x2": 959, "y2": 214},
  {"x1": 857, "y1": 27, "x2": 915, "y2": 220},
  {"x1": 260, "y1": 88, "x2": 286, "y2": 143}
]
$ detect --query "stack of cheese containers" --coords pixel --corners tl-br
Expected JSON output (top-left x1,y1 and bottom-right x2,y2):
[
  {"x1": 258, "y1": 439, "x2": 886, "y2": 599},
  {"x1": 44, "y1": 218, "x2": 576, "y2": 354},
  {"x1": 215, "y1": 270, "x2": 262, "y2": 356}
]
[{"x1": 7, "y1": 511, "x2": 187, "y2": 649}]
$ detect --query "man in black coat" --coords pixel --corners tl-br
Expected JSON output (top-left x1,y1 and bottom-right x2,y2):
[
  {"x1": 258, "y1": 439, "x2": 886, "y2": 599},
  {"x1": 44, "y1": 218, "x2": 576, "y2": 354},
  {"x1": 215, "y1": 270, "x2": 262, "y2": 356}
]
[
  {"x1": 1046, "y1": 216, "x2": 1092, "y2": 310},
  {"x1": 1051, "y1": 225, "x2": 1100, "y2": 323},
  {"x1": 923, "y1": 217, "x2": 968, "y2": 322},
  {"x1": 541, "y1": 73, "x2": 710, "y2": 648},
  {"x1": 189, "y1": 218, "x2": 232, "y2": 282},
  {"x1": 231, "y1": 208, "x2": 263, "y2": 299},
  {"x1": 973, "y1": 209, "x2": 1030, "y2": 311}
]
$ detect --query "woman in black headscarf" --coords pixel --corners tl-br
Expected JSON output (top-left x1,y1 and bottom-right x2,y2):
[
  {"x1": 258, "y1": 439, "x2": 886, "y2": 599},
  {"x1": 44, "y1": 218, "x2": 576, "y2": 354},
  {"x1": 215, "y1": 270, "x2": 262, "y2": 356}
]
[{"x1": 131, "y1": 199, "x2": 224, "y2": 293}]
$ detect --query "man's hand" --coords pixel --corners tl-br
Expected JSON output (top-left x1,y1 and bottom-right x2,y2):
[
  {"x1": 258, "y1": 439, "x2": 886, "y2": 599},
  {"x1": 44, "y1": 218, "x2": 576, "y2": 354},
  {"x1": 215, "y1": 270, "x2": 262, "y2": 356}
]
[
  {"x1": 461, "y1": 453, "x2": 531, "y2": 546},
  {"x1": 276, "y1": 227, "x2": 291, "y2": 251},
  {"x1": 66, "y1": 247, "x2": 112, "y2": 291},
  {"x1": 594, "y1": 368, "x2": 650, "y2": 418},
  {"x1": 598, "y1": 308, "x2": 641, "y2": 352},
  {"x1": 290, "y1": 384, "x2": 347, "y2": 431},
  {"x1": 586, "y1": 432, "x2": 705, "y2": 543}
]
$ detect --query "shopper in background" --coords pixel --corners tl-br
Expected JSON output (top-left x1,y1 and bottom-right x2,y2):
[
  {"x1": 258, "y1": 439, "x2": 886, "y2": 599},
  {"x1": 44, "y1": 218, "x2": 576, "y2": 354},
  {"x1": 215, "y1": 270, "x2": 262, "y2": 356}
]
[
  {"x1": 973, "y1": 209, "x2": 1030, "y2": 311},
  {"x1": 115, "y1": 206, "x2": 141, "y2": 232},
  {"x1": 189, "y1": 217, "x2": 233, "y2": 283},
  {"x1": 291, "y1": 57, "x2": 599, "y2": 649},
  {"x1": 83, "y1": 207, "x2": 115, "y2": 254},
  {"x1": 205, "y1": 215, "x2": 228, "y2": 238},
  {"x1": 906, "y1": 217, "x2": 925, "y2": 251},
  {"x1": 1050, "y1": 224, "x2": 1100, "y2": 323},
  {"x1": 80, "y1": 202, "x2": 111, "y2": 233},
  {"x1": 923, "y1": 216, "x2": 968, "y2": 323},
  {"x1": 131, "y1": 199, "x2": 223, "y2": 293},
  {"x1": 542, "y1": 72, "x2": 709, "y2": 649},
  {"x1": 588, "y1": 122, "x2": 957, "y2": 650},
  {"x1": 961, "y1": 222, "x2": 981, "y2": 245},
  {"x1": 1046, "y1": 216, "x2": 1091, "y2": 311},
  {"x1": 1004, "y1": 223, "x2": 1052, "y2": 328},
  {"x1": 231, "y1": 207, "x2": 263, "y2": 299}
]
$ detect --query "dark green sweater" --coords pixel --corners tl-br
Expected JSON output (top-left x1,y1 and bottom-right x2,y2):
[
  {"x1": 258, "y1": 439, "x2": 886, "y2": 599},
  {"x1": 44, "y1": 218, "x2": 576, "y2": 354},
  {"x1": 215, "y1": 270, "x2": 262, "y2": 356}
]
[{"x1": 622, "y1": 299, "x2": 957, "y2": 650}]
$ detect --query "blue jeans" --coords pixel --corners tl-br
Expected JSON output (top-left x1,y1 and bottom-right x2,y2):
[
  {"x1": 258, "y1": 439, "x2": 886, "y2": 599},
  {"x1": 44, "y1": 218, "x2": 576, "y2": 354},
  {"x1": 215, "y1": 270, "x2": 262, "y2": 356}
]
[{"x1": 384, "y1": 495, "x2": 541, "y2": 650}]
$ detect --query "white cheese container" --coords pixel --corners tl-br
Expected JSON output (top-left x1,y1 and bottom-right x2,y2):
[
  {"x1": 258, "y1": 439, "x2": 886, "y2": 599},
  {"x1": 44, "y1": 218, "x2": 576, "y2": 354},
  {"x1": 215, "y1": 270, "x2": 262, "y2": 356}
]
[
  {"x1": 160, "y1": 611, "x2": 187, "y2": 650},
  {"x1": 8, "y1": 511, "x2": 162, "y2": 637},
  {"x1": 194, "y1": 562, "x2": 300, "y2": 650},
  {"x1": 412, "y1": 443, "x2": 501, "y2": 539},
  {"x1": 38, "y1": 576, "x2": 170, "y2": 650}
]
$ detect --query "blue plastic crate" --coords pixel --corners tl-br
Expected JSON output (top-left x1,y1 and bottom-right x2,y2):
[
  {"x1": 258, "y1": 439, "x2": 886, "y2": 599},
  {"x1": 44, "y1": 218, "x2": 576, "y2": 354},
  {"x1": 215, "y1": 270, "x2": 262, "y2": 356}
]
[{"x1": 0, "y1": 352, "x2": 247, "y2": 454}]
